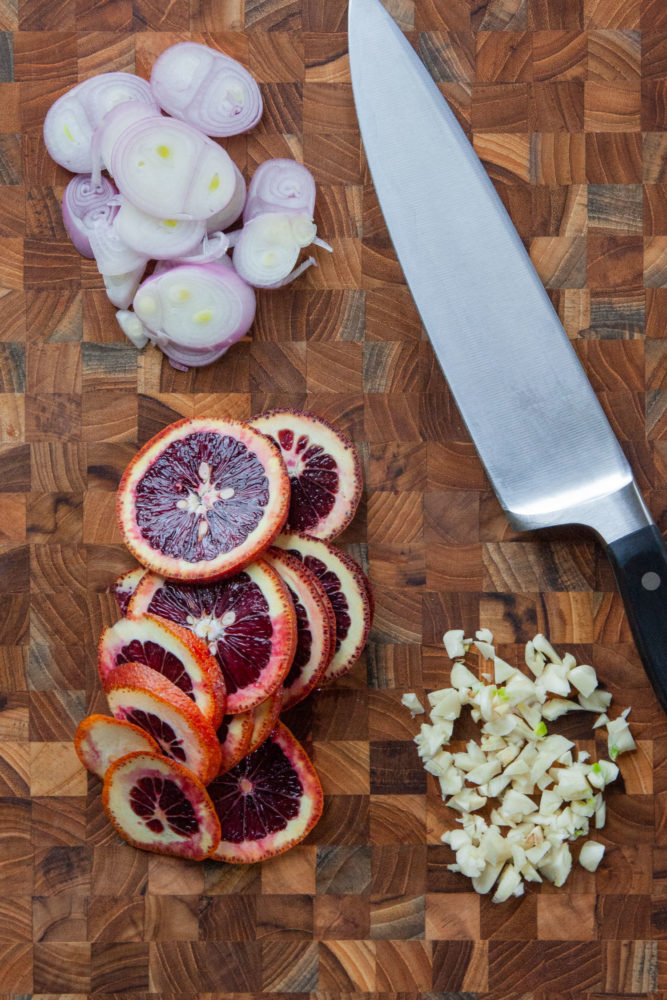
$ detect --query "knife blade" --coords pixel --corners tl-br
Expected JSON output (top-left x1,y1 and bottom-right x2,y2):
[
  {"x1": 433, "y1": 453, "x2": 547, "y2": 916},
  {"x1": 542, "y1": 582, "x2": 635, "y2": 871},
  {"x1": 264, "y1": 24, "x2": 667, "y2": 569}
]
[{"x1": 349, "y1": 0, "x2": 667, "y2": 707}]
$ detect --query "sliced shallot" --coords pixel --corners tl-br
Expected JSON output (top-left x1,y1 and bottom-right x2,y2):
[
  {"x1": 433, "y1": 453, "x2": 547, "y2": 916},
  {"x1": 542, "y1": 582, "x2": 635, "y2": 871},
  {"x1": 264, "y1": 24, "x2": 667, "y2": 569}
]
[
  {"x1": 110, "y1": 115, "x2": 238, "y2": 220},
  {"x1": 114, "y1": 198, "x2": 206, "y2": 260},
  {"x1": 150, "y1": 41, "x2": 263, "y2": 137},
  {"x1": 102, "y1": 265, "x2": 148, "y2": 310},
  {"x1": 62, "y1": 174, "x2": 117, "y2": 258},
  {"x1": 116, "y1": 309, "x2": 149, "y2": 348},
  {"x1": 132, "y1": 261, "x2": 256, "y2": 369},
  {"x1": 205, "y1": 164, "x2": 247, "y2": 234},
  {"x1": 44, "y1": 72, "x2": 159, "y2": 173},
  {"x1": 232, "y1": 211, "x2": 330, "y2": 289},
  {"x1": 86, "y1": 210, "x2": 148, "y2": 309},
  {"x1": 91, "y1": 101, "x2": 158, "y2": 186},
  {"x1": 243, "y1": 158, "x2": 316, "y2": 222}
]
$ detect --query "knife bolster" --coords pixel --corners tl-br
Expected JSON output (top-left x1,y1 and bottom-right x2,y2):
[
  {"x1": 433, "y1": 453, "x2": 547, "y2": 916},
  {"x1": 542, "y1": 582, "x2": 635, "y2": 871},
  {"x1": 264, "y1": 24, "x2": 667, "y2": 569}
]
[{"x1": 506, "y1": 479, "x2": 653, "y2": 545}]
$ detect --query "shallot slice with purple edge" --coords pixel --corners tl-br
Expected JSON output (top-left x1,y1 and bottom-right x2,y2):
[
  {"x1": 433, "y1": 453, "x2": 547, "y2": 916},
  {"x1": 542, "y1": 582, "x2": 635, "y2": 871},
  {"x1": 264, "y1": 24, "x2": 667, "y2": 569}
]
[
  {"x1": 230, "y1": 211, "x2": 332, "y2": 289},
  {"x1": 87, "y1": 210, "x2": 149, "y2": 310},
  {"x1": 109, "y1": 115, "x2": 238, "y2": 221},
  {"x1": 243, "y1": 158, "x2": 316, "y2": 223},
  {"x1": 43, "y1": 72, "x2": 159, "y2": 173},
  {"x1": 114, "y1": 199, "x2": 206, "y2": 260},
  {"x1": 150, "y1": 41, "x2": 263, "y2": 138},
  {"x1": 131, "y1": 261, "x2": 256, "y2": 370},
  {"x1": 61, "y1": 174, "x2": 117, "y2": 258},
  {"x1": 90, "y1": 102, "x2": 157, "y2": 187}
]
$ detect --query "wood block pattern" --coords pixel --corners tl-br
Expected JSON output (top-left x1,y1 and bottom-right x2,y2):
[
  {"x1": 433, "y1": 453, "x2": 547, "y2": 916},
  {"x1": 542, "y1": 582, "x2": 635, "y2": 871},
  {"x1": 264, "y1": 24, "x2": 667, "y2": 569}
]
[{"x1": 0, "y1": 0, "x2": 665, "y2": 995}]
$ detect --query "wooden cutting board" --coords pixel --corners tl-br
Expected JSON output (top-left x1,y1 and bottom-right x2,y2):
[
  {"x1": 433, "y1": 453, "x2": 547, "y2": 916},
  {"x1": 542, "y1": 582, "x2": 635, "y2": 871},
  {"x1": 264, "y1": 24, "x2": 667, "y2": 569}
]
[{"x1": 1, "y1": 0, "x2": 666, "y2": 994}]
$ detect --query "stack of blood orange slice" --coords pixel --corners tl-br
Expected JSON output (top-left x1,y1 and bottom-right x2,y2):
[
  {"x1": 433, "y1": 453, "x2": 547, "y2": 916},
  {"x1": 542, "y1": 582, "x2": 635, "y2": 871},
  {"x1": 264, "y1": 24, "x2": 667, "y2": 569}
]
[{"x1": 75, "y1": 411, "x2": 373, "y2": 863}]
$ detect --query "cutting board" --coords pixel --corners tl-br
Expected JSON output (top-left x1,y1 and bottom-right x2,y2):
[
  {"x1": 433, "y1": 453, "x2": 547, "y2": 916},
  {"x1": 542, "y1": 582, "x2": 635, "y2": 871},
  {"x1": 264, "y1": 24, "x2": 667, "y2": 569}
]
[{"x1": 1, "y1": 0, "x2": 666, "y2": 993}]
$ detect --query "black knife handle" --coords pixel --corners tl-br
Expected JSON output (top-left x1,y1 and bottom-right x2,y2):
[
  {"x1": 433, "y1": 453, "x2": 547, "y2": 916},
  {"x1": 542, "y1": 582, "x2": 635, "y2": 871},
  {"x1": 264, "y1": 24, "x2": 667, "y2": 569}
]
[{"x1": 607, "y1": 524, "x2": 667, "y2": 710}]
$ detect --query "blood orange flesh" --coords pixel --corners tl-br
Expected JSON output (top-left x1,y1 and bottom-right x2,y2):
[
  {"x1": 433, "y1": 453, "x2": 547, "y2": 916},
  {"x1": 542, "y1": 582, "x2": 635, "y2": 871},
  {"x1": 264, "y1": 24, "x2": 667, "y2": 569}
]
[
  {"x1": 251, "y1": 409, "x2": 362, "y2": 540},
  {"x1": 263, "y1": 547, "x2": 334, "y2": 710},
  {"x1": 272, "y1": 532, "x2": 373, "y2": 684},
  {"x1": 117, "y1": 417, "x2": 290, "y2": 581},
  {"x1": 75, "y1": 714, "x2": 161, "y2": 780},
  {"x1": 128, "y1": 560, "x2": 296, "y2": 714},
  {"x1": 103, "y1": 751, "x2": 220, "y2": 860},
  {"x1": 111, "y1": 568, "x2": 146, "y2": 615},
  {"x1": 105, "y1": 662, "x2": 222, "y2": 784},
  {"x1": 216, "y1": 711, "x2": 253, "y2": 775},
  {"x1": 207, "y1": 721, "x2": 323, "y2": 863},
  {"x1": 246, "y1": 684, "x2": 282, "y2": 754},
  {"x1": 98, "y1": 613, "x2": 226, "y2": 728}
]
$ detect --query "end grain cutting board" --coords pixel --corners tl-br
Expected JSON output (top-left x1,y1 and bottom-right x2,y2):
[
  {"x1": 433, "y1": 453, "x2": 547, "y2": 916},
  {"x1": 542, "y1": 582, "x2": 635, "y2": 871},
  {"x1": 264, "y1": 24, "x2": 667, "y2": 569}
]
[{"x1": 0, "y1": 0, "x2": 665, "y2": 994}]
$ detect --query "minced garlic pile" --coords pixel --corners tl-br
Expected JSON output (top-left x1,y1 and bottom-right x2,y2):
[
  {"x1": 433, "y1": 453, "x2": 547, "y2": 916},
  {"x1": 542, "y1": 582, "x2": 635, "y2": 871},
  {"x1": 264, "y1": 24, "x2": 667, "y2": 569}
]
[{"x1": 402, "y1": 628, "x2": 636, "y2": 903}]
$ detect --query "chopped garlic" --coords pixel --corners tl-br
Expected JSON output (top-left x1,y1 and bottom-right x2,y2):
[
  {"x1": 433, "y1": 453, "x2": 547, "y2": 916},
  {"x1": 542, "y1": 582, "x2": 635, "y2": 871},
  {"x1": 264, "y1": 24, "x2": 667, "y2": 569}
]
[
  {"x1": 494, "y1": 657, "x2": 518, "y2": 684},
  {"x1": 537, "y1": 664, "x2": 571, "y2": 697},
  {"x1": 606, "y1": 716, "x2": 636, "y2": 758},
  {"x1": 541, "y1": 698, "x2": 584, "y2": 721},
  {"x1": 525, "y1": 640, "x2": 546, "y2": 677},
  {"x1": 568, "y1": 664, "x2": 598, "y2": 698},
  {"x1": 501, "y1": 789, "x2": 538, "y2": 821},
  {"x1": 445, "y1": 828, "x2": 471, "y2": 851},
  {"x1": 428, "y1": 688, "x2": 462, "y2": 721},
  {"x1": 505, "y1": 672, "x2": 537, "y2": 704},
  {"x1": 578, "y1": 689, "x2": 612, "y2": 712},
  {"x1": 588, "y1": 759, "x2": 618, "y2": 789},
  {"x1": 402, "y1": 626, "x2": 634, "y2": 903},
  {"x1": 401, "y1": 692, "x2": 425, "y2": 717},
  {"x1": 439, "y1": 769, "x2": 464, "y2": 797},
  {"x1": 474, "y1": 639, "x2": 495, "y2": 660},
  {"x1": 423, "y1": 749, "x2": 453, "y2": 778},
  {"x1": 594, "y1": 799, "x2": 606, "y2": 829},
  {"x1": 533, "y1": 633, "x2": 562, "y2": 665},
  {"x1": 492, "y1": 863, "x2": 522, "y2": 903},
  {"x1": 555, "y1": 765, "x2": 591, "y2": 802},
  {"x1": 443, "y1": 629, "x2": 466, "y2": 659},
  {"x1": 579, "y1": 840, "x2": 605, "y2": 872},
  {"x1": 448, "y1": 788, "x2": 486, "y2": 813},
  {"x1": 456, "y1": 843, "x2": 486, "y2": 878},
  {"x1": 467, "y1": 760, "x2": 502, "y2": 785},
  {"x1": 539, "y1": 843, "x2": 572, "y2": 887},
  {"x1": 450, "y1": 660, "x2": 479, "y2": 691},
  {"x1": 472, "y1": 860, "x2": 504, "y2": 894},
  {"x1": 415, "y1": 720, "x2": 453, "y2": 759}
]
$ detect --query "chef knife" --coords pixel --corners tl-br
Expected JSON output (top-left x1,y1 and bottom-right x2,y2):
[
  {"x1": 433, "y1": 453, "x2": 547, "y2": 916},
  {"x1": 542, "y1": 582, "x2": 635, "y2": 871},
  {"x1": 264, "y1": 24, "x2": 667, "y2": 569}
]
[{"x1": 349, "y1": 0, "x2": 667, "y2": 707}]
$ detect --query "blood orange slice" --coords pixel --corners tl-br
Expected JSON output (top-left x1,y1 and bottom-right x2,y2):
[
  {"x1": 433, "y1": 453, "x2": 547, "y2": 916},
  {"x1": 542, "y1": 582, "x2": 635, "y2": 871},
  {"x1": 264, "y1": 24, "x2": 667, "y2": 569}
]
[
  {"x1": 75, "y1": 714, "x2": 161, "y2": 780},
  {"x1": 246, "y1": 685, "x2": 282, "y2": 754},
  {"x1": 207, "y1": 721, "x2": 323, "y2": 863},
  {"x1": 98, "y1": 614, "x2": 226, "y2": 728},
  {"x1": 263, "y1": 547, "x2": 334, "y2": 710},
  {"x1": 127, "y1": 560, "x2": 296, "y2": 714},
  {"x1": 216, "y1": 711, "x2": 253, "y2": 775},
  {"x1": 252, "y1": 409, "x2": 362, "y2": 539},
  {"x1": 103, "y1": 751, "x2": 220, "y2": 860},
  {"x1": 272, "y1": 532, "x2": 373, "y2": 684},
  {"x1": 117, "y1": 417, "x2": 289, "y2": 581},
  {"x1": 111, "y1": 567, "x2": 146, "y2": 615},
  {"x1": 105, "y1": 662, "x2": 222, "y2": 784}
]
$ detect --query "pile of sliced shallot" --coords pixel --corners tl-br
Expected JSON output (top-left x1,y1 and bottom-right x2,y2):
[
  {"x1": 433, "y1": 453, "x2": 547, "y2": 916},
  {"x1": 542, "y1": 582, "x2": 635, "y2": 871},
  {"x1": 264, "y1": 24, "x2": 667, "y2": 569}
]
[
  {"x1": 45, "y1": 43, "x2": 331, "y2": 371},
  {"x1": 402, "y1": 628, "x2": 636, "y2": 902}
]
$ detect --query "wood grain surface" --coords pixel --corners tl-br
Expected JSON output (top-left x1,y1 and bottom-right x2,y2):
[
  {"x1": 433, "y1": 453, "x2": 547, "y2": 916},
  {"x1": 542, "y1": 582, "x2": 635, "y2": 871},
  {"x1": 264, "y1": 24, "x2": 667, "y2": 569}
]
[{"x1": 0, "y1": 0, "x2": 665, "y2": 995}]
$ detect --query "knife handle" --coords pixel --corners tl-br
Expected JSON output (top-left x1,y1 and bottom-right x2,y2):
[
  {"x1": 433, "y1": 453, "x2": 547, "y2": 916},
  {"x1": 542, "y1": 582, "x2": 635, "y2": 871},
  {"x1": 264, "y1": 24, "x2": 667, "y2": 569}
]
[{"x1": 607, "y1": 524, "x2": 667, "y2": 710}]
